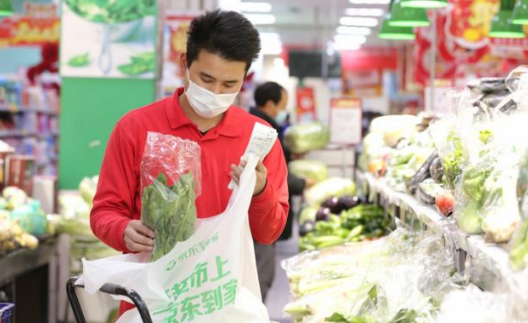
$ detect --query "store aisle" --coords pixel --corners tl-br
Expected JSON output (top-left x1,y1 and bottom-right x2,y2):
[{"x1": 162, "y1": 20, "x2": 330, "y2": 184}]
[{"x1": 265, "y1": 236, "x2": 299, "y2": 323}]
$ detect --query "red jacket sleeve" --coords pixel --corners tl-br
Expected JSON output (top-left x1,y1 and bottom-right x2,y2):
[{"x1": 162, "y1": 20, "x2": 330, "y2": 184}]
[
  {"x1": 249, "y1": 138, "x2": 289, "y2": 245},
  {"x1": 90, "y1": 122, "x2": 137, "y2": 252}
]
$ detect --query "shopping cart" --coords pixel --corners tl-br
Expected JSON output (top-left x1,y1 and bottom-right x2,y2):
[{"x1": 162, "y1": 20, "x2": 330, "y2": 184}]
[
  {"x1": 0, "y1": 303, "x2": 14, "y2": 323},
  {"x1": 66, "y1": 277, "x2": 152, "y2": 323}
]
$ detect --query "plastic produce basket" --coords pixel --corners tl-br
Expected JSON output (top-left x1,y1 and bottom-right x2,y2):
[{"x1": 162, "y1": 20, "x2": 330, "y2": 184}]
[{"x1": 0, "y1": 303, "x2": 14, "y2": 323}]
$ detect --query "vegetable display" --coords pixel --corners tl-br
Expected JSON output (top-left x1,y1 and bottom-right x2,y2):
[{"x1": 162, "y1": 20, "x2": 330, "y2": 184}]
[
  {"x1": 284, "y1": 122, "x2": 330, "y2": 154},
  {"x1": 299, "y1": 203, "x2": 389, "y2": 251},
  {"x1": 141, "y1": 172, "x2": 197, "y2": 262},
  {"x1": 283, "y1": 229, "x2": 456, "y2": 323}
]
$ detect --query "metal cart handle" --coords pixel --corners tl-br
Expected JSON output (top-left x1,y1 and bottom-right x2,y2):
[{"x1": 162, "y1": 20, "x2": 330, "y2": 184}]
[{"x1": 66, "y1": 276, "x2": 153, "y2": 323}]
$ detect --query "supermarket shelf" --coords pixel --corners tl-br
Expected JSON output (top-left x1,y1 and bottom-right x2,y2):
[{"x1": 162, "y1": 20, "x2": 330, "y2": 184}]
[
  {"x1": 0, "y1": 130, "x2": 59, "y2": 139},
  {"x1": 356, "y1": 170, "x2": 516, "y2": 283},
  {"x1": 0, "y1": 104, "x2": 59, "y2": 115}
]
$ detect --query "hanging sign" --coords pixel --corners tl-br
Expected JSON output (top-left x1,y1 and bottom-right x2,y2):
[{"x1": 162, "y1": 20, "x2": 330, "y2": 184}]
[{"x1": 329, "y1": 98, "x2": 362, "y2": 145}]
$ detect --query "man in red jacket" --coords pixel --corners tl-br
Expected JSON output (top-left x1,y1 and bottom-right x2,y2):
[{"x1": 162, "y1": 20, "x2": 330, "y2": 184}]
[{"x1": 90, "y1": 10, "x2": 289, "y2": 315}]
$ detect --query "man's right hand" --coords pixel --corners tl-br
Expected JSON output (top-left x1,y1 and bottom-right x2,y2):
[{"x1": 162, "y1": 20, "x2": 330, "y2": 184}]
[{"x1": 124, "y1": 220, "x2": 155, "y2": 252}]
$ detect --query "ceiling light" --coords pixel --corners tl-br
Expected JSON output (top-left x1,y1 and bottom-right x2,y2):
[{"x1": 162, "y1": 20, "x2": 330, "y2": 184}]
[
  {"x1": 401, "y1": 0, "x2": 448, "y2": 9},
  {"x1": 0, "y1": 0, "x2": 14, "y2": 16},
  {"x1": 378, "y1": 14, "x2": 415, "y2": 40},
  {"x1": 337, "y1": 26, "x2": 372, "y2": 35},
  {"x1": 245, "y1": 13, "x2": 276, "y2": 24},
  {"x1": 489, "y1": 10, "x2": 525, "y2": 38},
  {"x1": 339, "y1": 16, "x2": 379, "y2": 27},
  {"x1": 389, "y1": 0, "x2": 430, "y2": 27},
  {"x1": 240, "y1": 2, "x2": 272, "y2": 13},
  {"x1": 512, "y1": 0, "x2": 528, "y2": 25},
  {"x1": 349, "y1": 0, "x2": 390, "y2": 4},
  {"x1": 344, "y1": 8, "x2": 384, "y2": 17}
]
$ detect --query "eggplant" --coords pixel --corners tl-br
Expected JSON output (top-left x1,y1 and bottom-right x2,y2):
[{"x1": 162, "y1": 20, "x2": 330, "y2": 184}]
[
  {"x1": 315, "y1": 207, "x2": 331, "y2": 222},
  {"x1": 338, "y1": 195, "x2": 361, "y2": 211},
  {"x1": 322, "y1": 197, "x2": 342, "y2": 214},
  {"x1": 299, "y1": 221, "x2": 315, "y2": 237}
]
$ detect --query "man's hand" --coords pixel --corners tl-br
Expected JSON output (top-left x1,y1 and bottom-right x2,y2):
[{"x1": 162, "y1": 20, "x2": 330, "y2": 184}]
[
  {"x1": 230, "y1": 159, "x2": 268, "y2": 196},
  {"x1": 124, "y1": 220, "x2": 155, "y2": 252}
]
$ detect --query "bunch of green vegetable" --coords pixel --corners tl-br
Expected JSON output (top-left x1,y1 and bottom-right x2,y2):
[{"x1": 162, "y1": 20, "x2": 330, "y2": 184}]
[
  {"x1": 65, "y1": 0, "x2": 156, "y2": 24},
  {"x1": 141, "y1": 172, "x2": 196, "y2": 262},
  {"x1": 299, "y1": 205, "x2": 389, "y2": 251},
  {"x1": 442, "y1": 131, "x2": 464, "y2": 190}
]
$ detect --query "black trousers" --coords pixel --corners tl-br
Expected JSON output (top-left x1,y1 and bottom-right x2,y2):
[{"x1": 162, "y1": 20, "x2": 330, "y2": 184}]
[{"x1": 253, "y1": 242, "x2": 275, "y2": 302}]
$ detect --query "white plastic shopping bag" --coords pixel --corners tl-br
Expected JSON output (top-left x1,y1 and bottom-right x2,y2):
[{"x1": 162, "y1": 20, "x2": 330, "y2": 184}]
[{"x1": 81, "y1": 153, "x2": 270, "y2": 323}]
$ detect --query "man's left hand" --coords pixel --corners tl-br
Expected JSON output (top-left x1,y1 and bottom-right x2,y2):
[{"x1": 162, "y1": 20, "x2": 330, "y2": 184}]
[{"x1": 230, "y1": 159, "x2": 267, "y2": 196}]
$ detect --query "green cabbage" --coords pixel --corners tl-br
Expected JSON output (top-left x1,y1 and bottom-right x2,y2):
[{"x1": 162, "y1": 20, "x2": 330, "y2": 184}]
[
  {"x1": 284, "y1": 122, "x2": 330, "y2": 154},
  {"x1": 289, "y1": 160, "x2": 328, "y2": 183}
]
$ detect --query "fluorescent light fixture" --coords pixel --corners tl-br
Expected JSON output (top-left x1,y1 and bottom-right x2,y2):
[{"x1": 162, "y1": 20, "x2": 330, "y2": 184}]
[
  {"x1": 349, "y1": 0, "x2": 390, "y2": 4},
  {"x1": 344, "y1": 8, "x2": 384, "y2": 17},
  {"x1": 337, "y1": 26, "x2": 372, "y2": 35},
  {"x1": 240, "y1": 2, "x2": 272, "y2": 13},
  {"x1": 245, "y1": 13, "x2": 276, "y2": 24},
  {"x1": 340, "y1": 16, "x2": 379, "y2": 27}
]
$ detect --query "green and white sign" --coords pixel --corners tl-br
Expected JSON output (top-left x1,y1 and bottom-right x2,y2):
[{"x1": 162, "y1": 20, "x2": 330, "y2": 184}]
[{"x1": 60, "y1": 0, "x2": 157, "y2": 78}]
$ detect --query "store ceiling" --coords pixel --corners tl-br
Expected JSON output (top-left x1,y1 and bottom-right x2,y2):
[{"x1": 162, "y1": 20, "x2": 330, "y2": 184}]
[{"x1": 243, "y1": 0, "x2": 396, "y2": 50}]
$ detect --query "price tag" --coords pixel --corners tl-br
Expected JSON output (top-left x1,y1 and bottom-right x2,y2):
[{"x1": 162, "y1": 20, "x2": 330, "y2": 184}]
[{"x1": 329, "y1": 98, "x2": 362, "y2": 145}]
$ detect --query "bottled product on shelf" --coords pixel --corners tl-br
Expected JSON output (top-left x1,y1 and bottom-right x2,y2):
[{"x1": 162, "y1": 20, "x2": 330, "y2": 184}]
[{"x1": 0, "y1": 77, "x2": 59, "y2": 175}]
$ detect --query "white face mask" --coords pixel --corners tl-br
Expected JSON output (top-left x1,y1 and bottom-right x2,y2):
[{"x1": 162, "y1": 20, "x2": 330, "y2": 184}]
[{"x1": 185, "y1": 70, "x2": 239, "y2": 118}]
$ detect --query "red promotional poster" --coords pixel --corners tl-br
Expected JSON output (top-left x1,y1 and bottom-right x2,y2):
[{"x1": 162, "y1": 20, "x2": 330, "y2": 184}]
[
  {"x1": 296, "y1": 87, "x2": 316, "y2": 122},
  {"x1": 0, "y1": 3, "x2": 59, "y2": 47}
]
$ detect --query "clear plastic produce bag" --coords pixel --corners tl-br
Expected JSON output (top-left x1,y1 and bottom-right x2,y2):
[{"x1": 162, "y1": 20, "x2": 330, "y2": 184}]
[
  {"x1": 289, "y1": 159, "x2": 328, "y2": 183},
  {"x1": 283, "y1": 122, "x2": 330, "y2": 154},
  {"x1": 140, "y1": 132, "x2": 202, "y2": 262}
]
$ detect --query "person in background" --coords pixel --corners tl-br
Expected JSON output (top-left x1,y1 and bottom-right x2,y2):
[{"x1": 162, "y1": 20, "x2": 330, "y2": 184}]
[
  {"x1": 90, "y1": 11, "x2": 289, "y2": 317},
  {"x1": 250, "y1": 82, "x2": 312, "y2": 301}
]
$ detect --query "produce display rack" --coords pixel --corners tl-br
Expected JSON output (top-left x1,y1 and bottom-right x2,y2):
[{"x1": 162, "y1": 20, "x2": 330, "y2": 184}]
[{"x1": 355, "y1": 170, "x2": 520, "y2": 289}]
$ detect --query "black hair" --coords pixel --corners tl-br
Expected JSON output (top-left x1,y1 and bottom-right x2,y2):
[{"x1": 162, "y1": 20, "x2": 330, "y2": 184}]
[
  {"x1": 254, "y1": 82, "x2": 285, "y2": 108},
  {"x1": 186, "y1": 10, "x2": 261, "y2": 71}
]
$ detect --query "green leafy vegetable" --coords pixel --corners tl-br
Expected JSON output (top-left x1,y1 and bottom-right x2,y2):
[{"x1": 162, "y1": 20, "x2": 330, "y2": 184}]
[
  {"x1": 68, "y1": 53, "x2": 90, "y2": 67},
  {"x1": 141, "y1": 172, "x2": 197, "y2": 262},
  {"x1": 510, "y1": 219, "x2": 528, "y2": 270},
  {"x1": 387, "y1": 309, "x2": 418, "y2": 323},
  {"x1": 443, "y1": 131, "x2": 464, "y2": 190}
]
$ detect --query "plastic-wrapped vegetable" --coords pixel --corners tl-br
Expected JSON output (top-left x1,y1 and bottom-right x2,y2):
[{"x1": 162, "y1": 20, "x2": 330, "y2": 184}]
[
  {"x1": 369, "y1": 115, "x2": 420, "y2": 147},
  {"x1": 305, "y1": 177, "x2": 356, "y2": 206},
  {"x1": 10, "y1": 201, "x2": 47, "y2": 236},
  {"x1": 140, "y1": 132, "x2": 201, "y2": 262},
  {"x1": 289, "y1": 160, "x2": 328, "y2": 183},
  {"x1": 284, "y1": 122, "x2": 330, "y2": 154}
]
